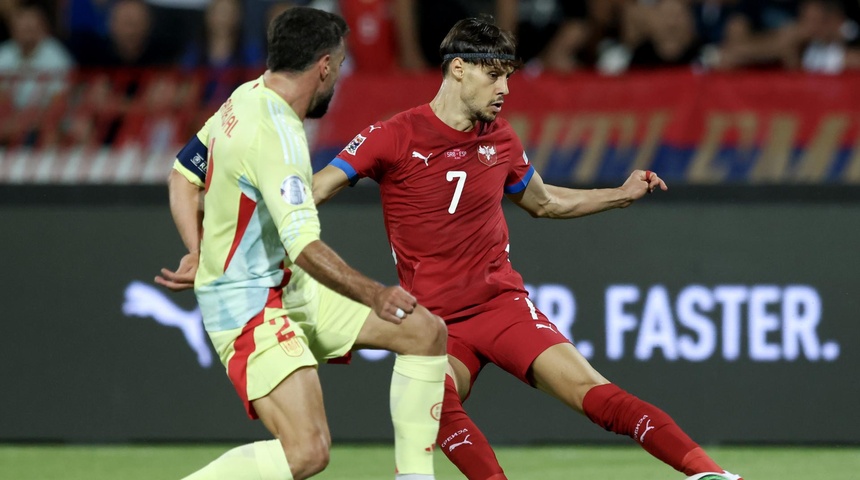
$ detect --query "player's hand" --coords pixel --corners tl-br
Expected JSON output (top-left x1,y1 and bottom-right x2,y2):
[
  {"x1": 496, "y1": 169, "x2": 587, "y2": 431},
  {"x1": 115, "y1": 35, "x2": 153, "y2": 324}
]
[
  {"x1": 155, "y1": 252, "x2": 199, "y2": 291},
  {"x1": 372, "y1": 286, "x2": 417, "y2": 324},
  {"x1": 621, "y1": 169, "x2": 668, "y2": 201}
]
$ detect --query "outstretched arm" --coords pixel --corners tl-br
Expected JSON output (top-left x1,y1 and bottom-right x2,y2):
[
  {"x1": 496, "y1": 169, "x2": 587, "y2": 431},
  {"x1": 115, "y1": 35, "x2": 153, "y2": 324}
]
[
  {"x1": 313, "y1": 164, "x2": 352, "y2": 206},
  {"x1": 507, "y1": 169, "x2": 667, "y2": 219},
  {"x1": 155, "y1": 168, "x2": 204, "y2": 291},
  {"x1": 295, "y1": 240, "x2": 416, "y2": 324}
]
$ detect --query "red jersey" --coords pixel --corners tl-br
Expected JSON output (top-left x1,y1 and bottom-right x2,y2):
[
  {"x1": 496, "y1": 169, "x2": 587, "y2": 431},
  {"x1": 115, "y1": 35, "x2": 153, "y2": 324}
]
[{"x1": 331, "y1": 104, "x2": 535, "y2": 321}]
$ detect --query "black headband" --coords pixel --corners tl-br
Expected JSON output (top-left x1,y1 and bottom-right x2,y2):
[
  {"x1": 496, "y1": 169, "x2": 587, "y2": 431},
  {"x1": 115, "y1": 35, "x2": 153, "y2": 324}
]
[{"x1": 442, "y1": 53, "x2": 517, "y2": 61}]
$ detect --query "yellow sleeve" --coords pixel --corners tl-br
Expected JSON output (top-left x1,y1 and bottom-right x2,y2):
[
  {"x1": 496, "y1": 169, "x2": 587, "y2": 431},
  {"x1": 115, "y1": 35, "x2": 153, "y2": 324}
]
[{"x1": 249, "y1": 132, "x2": 321, "y2": 261}]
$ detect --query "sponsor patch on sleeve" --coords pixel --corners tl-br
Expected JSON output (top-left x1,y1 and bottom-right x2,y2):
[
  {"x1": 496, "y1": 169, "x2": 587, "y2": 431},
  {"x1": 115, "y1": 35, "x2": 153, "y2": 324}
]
[
  {"x1": 280, "y1": 175, "x2": 308, "y2": 205},
  {"x1": 344, "y1": 133, "x2": 367, "y2": 155}
]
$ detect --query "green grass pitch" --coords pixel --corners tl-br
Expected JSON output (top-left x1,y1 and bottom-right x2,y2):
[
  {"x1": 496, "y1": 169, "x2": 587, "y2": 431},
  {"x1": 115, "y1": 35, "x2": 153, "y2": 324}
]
[{"x1": 2, "y1": 444, "x2": 858, "y2": 479}]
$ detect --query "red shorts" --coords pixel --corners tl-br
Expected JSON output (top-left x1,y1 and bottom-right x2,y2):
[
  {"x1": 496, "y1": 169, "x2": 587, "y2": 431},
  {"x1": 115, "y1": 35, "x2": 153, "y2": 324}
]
[{"x1": 446, "y1": 291, "x2": 570, "y2": 392}]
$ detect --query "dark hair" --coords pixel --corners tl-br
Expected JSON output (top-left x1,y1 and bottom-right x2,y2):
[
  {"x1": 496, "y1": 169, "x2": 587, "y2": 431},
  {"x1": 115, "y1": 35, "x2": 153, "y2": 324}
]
[
  {"x1": 439, "y1": 16, "x2": 520, "y2": 76},
  {"x1": 267, "y1": 7, "x2": 349, "y2": 73}
]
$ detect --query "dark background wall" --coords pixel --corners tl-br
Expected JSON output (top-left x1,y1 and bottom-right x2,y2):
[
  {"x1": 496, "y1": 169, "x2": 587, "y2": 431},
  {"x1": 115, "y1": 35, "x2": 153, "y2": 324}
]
[{"x1": 1, "y1": 186, "x2": 857, "y2": 444}]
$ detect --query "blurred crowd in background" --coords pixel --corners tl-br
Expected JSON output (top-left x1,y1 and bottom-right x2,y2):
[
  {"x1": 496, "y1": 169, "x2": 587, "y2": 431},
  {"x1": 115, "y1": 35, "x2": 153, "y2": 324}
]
[
  {"x1": 1, "y1": 0, "x2": 859, "y2": 149},
  {"x1": 4, "y1": 0, "x2": 860, "y2": 76}
]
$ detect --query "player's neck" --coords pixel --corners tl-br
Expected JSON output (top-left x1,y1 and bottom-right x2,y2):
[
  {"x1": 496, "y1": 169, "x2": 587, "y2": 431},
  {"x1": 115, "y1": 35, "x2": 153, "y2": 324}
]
[
  {"x1": 262, "y1": 70, "x2": 314, "y2": 121},
  {"x1": 429, "y1": 83, "x2": 478, "y2": 133}
]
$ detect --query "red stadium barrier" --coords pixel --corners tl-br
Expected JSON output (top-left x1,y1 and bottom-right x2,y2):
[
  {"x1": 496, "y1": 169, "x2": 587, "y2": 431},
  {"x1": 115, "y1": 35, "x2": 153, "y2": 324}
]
[
  {"x1": 1, "y1": 68, "x2": 859, "y2": 185},
  {"x1": 318, "y1": 69, "x2": 860, "y2": 185}
]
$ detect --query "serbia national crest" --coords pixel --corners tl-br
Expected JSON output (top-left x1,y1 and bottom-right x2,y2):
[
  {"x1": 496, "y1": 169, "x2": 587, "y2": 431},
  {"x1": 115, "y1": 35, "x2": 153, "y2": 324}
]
[{"x1": 478, "y1": 144, "x2": 497, "y2": 166}]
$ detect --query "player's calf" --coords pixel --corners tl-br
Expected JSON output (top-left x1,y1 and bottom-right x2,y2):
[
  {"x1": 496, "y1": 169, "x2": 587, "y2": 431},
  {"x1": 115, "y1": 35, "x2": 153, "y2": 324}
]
[{"x1": 582, "y1": 383, "x2": 725, "y2": 476}]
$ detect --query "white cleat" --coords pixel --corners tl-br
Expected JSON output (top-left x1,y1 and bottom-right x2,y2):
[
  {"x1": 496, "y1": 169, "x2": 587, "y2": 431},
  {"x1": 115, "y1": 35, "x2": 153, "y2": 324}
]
[{"x1": 686, "y1": 472, "x2": 743, "y2": 480}]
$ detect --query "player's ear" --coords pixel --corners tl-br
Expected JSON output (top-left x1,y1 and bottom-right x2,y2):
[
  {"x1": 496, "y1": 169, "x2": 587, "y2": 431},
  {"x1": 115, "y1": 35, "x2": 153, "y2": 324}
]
[
  {"x1": 318, "y1": 53, "x2": 332, "y2": 80},
  {"x1": 450, "y1": 58, "x2": 465, "y2": 81}
]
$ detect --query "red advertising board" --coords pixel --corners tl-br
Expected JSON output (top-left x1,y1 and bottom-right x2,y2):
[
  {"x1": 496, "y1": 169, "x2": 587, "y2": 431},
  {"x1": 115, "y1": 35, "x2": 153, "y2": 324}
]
[{"x1": 316, "y1": 69, "x2": 860, "y2": 185}]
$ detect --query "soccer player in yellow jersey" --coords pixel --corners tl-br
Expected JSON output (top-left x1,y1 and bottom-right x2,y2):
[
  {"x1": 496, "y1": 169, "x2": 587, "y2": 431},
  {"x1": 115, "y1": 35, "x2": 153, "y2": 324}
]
[{"x1": 157, "y1": 7, "x2": 447, "y2": 480}]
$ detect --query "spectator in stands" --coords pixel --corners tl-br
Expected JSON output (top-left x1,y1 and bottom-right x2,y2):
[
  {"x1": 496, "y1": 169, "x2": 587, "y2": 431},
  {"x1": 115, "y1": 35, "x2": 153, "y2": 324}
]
[
  {"x1": 66, "y1": 0, "x2": 179, "y2": 147},
  {"x1": 71, "y1": 0, "x2": 169, "y2": 67},
  {"x1": 497, "y1": 0, "x2": 592, "y2": 73},
  {"x1": 0, "y1": 3, "x2": 74, "y2": 109},
  {"x1": 587, "y1": 0, "x2": 632, "y2": 47},
  {"x1": 392, "y1": 0, "x2": 493, "y2": 71},
  {"x1": 62, "y1": 0, "x2": 112, "y2": 40},
  {"x1": 144, "y1": 0, "x2": 207, "y2": 61},
  {"x1": 598, "y1": 0, "x2": 703, "y2": 73},
  {"x1": 710, "y1": 0, "x2": 802, "y2": 69},
  {"x1": 0, "y1": 0, "x2": 18, "y2": 42},
  {"x1": 180, "y1": 0, "x2": 261, "y2": 103},
  {"x1": 692, "y1": 0, "x2": 744, "y2": 46},
  {"x1": 340, "y1": 0, "x2": 398, "y2": 72},
  {"x1": 796, "y1": 0, "x2": 860, "y2": 72},
  {"x1": 632, "y1": 0, "x2": 703, "y2": 68}
]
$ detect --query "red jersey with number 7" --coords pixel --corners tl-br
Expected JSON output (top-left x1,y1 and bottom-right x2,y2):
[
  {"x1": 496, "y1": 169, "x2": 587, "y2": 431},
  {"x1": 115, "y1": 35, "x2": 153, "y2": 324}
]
[{"x1": 330, "y1": 104, "x2": 535, "y2": 321}]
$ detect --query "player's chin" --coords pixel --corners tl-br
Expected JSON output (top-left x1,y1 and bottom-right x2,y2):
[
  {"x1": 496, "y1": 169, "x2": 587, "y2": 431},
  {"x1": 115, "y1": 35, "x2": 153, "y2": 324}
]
[{"x1": 477, "y1": 110, "x2": 498, "y2": 123}]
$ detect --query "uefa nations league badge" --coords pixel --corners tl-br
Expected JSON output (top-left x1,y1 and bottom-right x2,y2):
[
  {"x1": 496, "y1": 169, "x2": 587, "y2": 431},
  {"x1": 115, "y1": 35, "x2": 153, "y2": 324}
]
[{"x1": 280, "y1": 175, "x2": 308, "y2": 205}]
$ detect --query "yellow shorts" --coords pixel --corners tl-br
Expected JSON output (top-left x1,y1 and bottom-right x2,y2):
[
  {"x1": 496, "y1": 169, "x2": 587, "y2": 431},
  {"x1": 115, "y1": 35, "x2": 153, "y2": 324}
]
[{"x1": 207, "y1": 283, "x2": 371, "y2": 418}]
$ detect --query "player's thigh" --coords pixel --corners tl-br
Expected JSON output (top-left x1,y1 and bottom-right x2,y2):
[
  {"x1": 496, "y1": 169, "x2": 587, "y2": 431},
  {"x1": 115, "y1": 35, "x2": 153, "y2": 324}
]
[
  {"x1": 353, "y1": 304, "x2": 446, "y2": 355},
  {"x1": 530, "y1": 343, "x2": 609, "y2": 412},
  {"x1": 209, "y1": 313, "x2": 318, "y2": 419},
  {"x1": 308, "y1": 285, "x2": 372, "y2": 361},
  {"x1": 252, "y1": 366, "x2": 330, "y2": 448},
  {"x1": 445, "y1": 320, "x2": 487, "y2": 399},
  {"x1": 473, "y1": 293, "x2": 571, "y2": 384}
]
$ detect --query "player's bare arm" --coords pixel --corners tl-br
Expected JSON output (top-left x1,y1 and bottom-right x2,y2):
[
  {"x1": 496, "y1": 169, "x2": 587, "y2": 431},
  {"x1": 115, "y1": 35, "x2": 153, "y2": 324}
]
[
  {"x1": 155, "y1": 169, "x2": 204, "y2": 291},
  {"x1": 312, "y1": 165, "x2": 351, "y2": 206},
  {"x1": 295, "y1": 239, "x2": 417, "y2": 324},
  {"x1": 507, "y1": 168, "x2": 667, "y2": 219}
]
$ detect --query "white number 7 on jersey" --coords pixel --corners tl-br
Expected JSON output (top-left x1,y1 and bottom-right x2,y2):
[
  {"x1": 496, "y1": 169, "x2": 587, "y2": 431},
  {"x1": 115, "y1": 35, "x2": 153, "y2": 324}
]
[{"x1": 446, "y1": 170, "x2": 467, "y2": 214}]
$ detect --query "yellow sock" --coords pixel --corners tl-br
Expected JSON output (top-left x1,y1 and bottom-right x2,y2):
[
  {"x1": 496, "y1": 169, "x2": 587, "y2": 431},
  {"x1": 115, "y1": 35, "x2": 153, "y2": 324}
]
[
  {"x1": 181, "y1": 440, "x2": 292, "y2": 480},
  {"x1": 390, "y1": 354, "x2": 447, "y2": 475}
]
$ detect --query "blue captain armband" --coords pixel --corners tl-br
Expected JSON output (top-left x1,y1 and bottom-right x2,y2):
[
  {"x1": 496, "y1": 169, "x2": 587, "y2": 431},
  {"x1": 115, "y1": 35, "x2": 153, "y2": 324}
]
[
  {"x1": 176, "y1": 135, "x2": 208, "y2": 184},
  {"x1": 504, "y1": 165, "x2": 535, "y2": 194},
  {"x1": 330, "y1": 157, "x2": 360, "y2": 186}
]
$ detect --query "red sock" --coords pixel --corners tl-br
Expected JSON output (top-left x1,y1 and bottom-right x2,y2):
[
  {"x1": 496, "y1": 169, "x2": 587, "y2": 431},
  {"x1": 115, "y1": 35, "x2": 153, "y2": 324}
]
[
  {"x1": 437, "y1": 375, "x2": 507, "y2": 480},
  {"x1": 581, "y1": 383, "x2": 723, "y2": 476}
]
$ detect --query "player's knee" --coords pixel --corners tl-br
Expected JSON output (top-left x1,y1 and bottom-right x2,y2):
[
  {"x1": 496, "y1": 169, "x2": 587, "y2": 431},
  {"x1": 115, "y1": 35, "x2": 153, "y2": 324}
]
[
  {"x1": 285, "y1": 435, "x2": 330, "y2": 479},
  {"x1": 403, "y1": 306, "x2": 447, "y2": 355}
]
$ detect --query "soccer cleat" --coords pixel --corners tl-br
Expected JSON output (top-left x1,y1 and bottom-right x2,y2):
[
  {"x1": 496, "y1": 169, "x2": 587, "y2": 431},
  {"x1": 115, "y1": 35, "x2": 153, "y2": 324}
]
[{"x1": 685, "y1": 472, "x2": 743, "y2": 480}]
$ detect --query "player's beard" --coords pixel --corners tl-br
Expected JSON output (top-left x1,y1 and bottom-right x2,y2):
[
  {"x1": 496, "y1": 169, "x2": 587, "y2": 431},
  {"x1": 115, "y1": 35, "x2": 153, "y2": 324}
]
[
  {"x1": 473, "y1": 99, "x2": 501, "y2": 124},
  {"x1": 476, "y1": 109, "x2": 497, "y2": 124},
  {"x1": 307, "y1": 87, "x2": 335, "y2": 119}
]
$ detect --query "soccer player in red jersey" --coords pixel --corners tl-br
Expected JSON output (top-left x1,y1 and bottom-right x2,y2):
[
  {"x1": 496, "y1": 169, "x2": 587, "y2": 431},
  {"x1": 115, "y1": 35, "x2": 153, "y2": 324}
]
[{"x1": 310, "y1": 17, "x2": 743, "y2": 480}]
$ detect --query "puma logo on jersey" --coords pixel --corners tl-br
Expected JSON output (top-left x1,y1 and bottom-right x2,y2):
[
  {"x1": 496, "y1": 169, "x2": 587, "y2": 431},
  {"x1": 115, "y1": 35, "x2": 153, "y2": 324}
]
[
  {"x1": 122, "y1": 281, "x2": 213, "y2": 368},
  {"x1": 640, "y1": 418, "x2": 655, "y2": 442},
  {"x1": 368, "y1": 124, "x2": 381, "y2": 133},
  {"x1": 412, "y1": 150, "x2": 432, "y2": 166},
  {"x1": 536, "y1": 323, "x2": 557, "y2": 333},
  {"x1": 448, "y1": 435, "x2": 472, "y2": 452},
  {"x1": 635, "y1": 414, "x2": 657, "y2": 443}
]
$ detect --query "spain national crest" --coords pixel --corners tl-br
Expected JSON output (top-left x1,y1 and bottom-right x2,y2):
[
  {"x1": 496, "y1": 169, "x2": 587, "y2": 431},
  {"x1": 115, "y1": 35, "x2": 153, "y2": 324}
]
[{"x1": 478, "y1": 144, "x2": 498, "y2": 166}]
